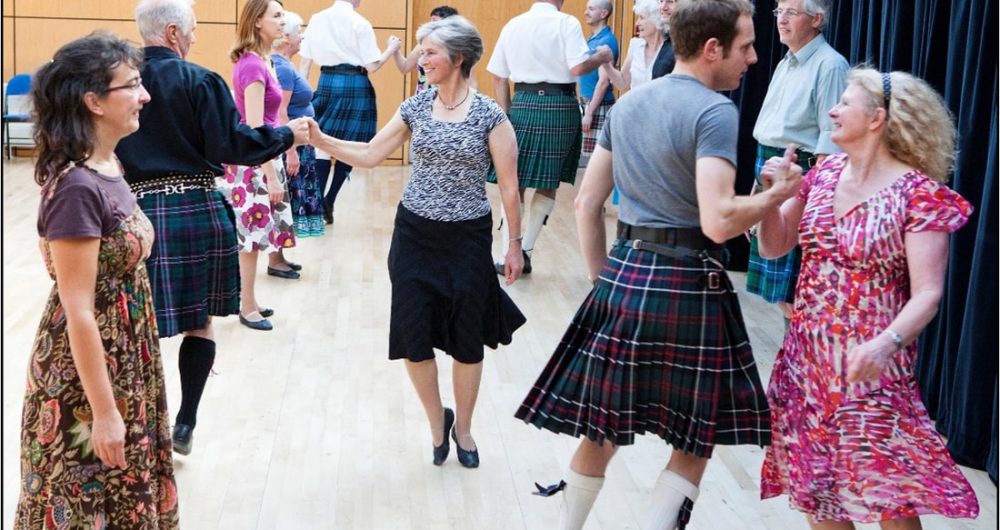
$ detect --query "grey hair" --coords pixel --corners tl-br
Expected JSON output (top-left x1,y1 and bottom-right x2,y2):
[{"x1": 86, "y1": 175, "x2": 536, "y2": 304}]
[
  {"x1": 273, "y1": 10, "x2": 303, "y2": 49},
  {"x1": 136, "y1": 0, "x2": 196, "y2": 42},
  {"x1": 801, "y1": 0, "x2": 831, "y2": 31},
  {"x1": 634, "y1": 0, "x2": 665, "y2": 32},
  {"x1": 415, "y1": 15, "x2": 483, "y2": 79}
]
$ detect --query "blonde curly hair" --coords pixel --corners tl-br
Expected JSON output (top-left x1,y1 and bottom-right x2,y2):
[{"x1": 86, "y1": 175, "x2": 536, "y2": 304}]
[{"x1": 847, "y1": 67, "x2": 956, "y2": 182}]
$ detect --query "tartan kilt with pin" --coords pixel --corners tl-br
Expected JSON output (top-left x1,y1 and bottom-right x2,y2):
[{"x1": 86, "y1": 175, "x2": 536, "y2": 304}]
[{"x1": 516, "y1": 241, "x2": 771, "y2": 457}]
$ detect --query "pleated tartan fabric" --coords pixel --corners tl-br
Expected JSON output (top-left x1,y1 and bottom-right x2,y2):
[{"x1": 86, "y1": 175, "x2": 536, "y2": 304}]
[
  {"x1": 138, "y1": 190, "x2": 241, "y2": 338},
  {"x1": 312, "y1": 71, "x2": 377, "y2": 142},
  {"x1": 488, "y1": 91, "x2": 582, "y2": 189},
  {"x1": 516, "y1": 242, "x2": 771, "y2": 457},
  {"x1": 387, "y1": 205, "x2": 526, "y2": 363}
]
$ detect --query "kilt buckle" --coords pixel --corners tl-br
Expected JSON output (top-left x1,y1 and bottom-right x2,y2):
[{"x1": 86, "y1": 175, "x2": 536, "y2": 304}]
[
  {"x1": 706, "y1": 271, "x2": 720, "y2": 290},
  {"x1": 632, "y1": 239, "x2": 643, "y2": 250}
]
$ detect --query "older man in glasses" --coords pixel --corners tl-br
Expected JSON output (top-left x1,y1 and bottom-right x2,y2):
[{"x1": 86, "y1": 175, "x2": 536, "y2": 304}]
[{"x1": 747, "y1": 0, "x2": 847, "y2": 324}]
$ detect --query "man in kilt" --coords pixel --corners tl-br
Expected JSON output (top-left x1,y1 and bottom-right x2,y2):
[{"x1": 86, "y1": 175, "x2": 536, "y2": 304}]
[
  {"x1": 514, "y1": 1, "x2": 803, "y2": 528},
  {"x1": 117, "y1": 0, "x2": 311, "y2": 456},
  {"x1": 298, "y1": 0, "x2": 401, "y2": 225},
  {"x1": 486, "y1": 0, "x2": 613, "y2": 274},
  {"x1": 578, "y1": 0, "x2": 619, "y2": 167},
  {"x1": 747, "y1": 0, "x2": 847, "y2": 325}
]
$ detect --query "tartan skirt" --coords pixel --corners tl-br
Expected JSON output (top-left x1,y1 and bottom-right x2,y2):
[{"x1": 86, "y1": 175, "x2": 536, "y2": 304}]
[
  {"x1": 580, "y1": 97, "x2": 613, "y2": 158},
  {"x1": 387, "y1": 204, "x2": 526, "y2": 364},
  {"x1": 312, "y1": 71, "x2": 377, "y2": 142},
  {"x1": 488, "y1": 91, "x2": 582, "y2": 189},
  {"x1": 746, "y1": 144, "x2": 809, "y2": 303},
  {"x1": 515, "y1": 240, "x2": 771, "y2": 457},
  {"x1": 139, "y1": 189, "x2": 241, "y2": 337}
]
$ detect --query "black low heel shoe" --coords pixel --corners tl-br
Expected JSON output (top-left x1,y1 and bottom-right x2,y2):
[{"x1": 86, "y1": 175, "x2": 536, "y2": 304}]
[
  {"x1": 451, "y1": 426, "x2": 479, "y2": 468},
  {"x1": 432, "y1": 408, "x2": 455, "y2": 466}
]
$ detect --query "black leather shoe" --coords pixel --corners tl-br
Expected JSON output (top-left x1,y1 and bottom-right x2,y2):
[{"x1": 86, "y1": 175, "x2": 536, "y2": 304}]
[
  {"x1": 267, "y1": 267, "x2": 300, "y2": 280},
  {"x1": 284, "y1": 261, "x2": 302, "y2": 271},
  {"x1": 432, "y1": 408, "x2": 455, "y2": 466},
  {"x1": 494, "y1": 261, "x2": 506, "y2": 276},
  {"x1": 172, "y1": 424, "x2": 193, "y2": 455},
  {"x1": 258, "y1": 307, "x2": 274, "y2": 318},
  {"x1": 521, "y1": 251, "x2": 532, "y2": 274},
  {"x1": 451, "y1": 426, "x2": 479, "y2": 468},
  {"x1": 239, "y1": 312, "x2": 273, "y2": 331},
  {"x1": 323, "y1": 205, "x2": 334, "y2": 225}
]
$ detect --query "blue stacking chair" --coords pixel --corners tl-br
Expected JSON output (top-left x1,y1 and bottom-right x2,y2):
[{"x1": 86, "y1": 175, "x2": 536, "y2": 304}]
[{"x1": 3, "y1": 73, "x2": 33, "y2": 159}]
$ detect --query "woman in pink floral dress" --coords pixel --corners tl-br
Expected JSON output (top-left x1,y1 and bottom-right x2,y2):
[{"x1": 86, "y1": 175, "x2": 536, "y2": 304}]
[
  {"x1": 216, "y1": 0, "x2": 298, "y2": 331},
  {"x1": 756, "y1": 68, "x2": 980, "y2": 528}
]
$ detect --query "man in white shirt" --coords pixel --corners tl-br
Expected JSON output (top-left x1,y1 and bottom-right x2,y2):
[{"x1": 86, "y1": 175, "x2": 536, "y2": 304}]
[
  {"x1": 487, "y1": 0, "x2": 612, "y2": 275},
  {"x1": 298, "y1": 0, "x2": 401, "y2": 224}
]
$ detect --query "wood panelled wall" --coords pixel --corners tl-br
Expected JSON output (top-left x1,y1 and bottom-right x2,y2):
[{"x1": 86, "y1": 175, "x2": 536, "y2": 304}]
[{"x1": 2, "y1": 0, "x2": 638, "y2": 164}]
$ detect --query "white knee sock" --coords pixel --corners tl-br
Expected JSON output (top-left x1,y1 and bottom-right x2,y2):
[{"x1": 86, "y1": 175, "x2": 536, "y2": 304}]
[
  {"x1": 522, "y1": 194, "x2": 556, "y2": 257},
  {"x1": 644, "y1": 470, "x2": 699, "y2": 530},
  {"x1": 558, "y1": 469, "x2": 604, "y2": 530},
  {"x1": 499, "y1": 201, "x2": 525, "y2": 260}
]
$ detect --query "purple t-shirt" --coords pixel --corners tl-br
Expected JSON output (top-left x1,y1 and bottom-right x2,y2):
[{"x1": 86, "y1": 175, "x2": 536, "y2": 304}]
[
  {"x1": 37, "y1": 166, "x2": 137, "y2": 240},
  {"x1": 232, "y1": 53, "x2": 283, "y2": 127}
]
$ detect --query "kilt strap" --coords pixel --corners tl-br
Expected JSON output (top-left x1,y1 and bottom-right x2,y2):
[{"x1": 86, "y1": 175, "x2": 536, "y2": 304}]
[
  {"x1": 515, "y1": 82, "x2": 577, "y2": 96},
  {"x1": 617, "y1": 221, "x2": 721, "y2": 249}
]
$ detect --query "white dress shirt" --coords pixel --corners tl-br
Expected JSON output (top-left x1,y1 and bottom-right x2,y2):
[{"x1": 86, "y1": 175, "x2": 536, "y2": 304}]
[
  {"x1": 300, "y1": 0, "x2": 381, "y2": 67},
  {"x1": 486, "y1": 2, "x2": 590, "y2": 84}
]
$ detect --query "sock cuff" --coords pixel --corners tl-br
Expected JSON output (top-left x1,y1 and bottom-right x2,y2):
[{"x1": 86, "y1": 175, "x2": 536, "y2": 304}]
[
  {"x1": 565, "y1": 468, "x2": 605, "y2": 493},
  {"x1": 656, "y1": 470, "x2": 699, "y2": 502}
]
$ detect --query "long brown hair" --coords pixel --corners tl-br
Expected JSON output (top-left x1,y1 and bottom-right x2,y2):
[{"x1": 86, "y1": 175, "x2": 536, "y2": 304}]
[
  {"x1": 230, "y1": 0, "x2": 283, "y2": 63},
  {"x1": 31, "y1": 31, "x2": 144, "y2": 186}
]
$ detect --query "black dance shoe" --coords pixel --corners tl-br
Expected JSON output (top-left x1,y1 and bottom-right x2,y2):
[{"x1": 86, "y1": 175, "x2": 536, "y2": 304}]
[
  {"x1": 172, "y1": 424, "x2": 194, "y2": 455},
  {"x1": 451, "y1": 426, "x2": 479, "y2": 468},
  {"x1": 494, "y1": 251, "x2": 533, "y2": 276},
  {"x1": 433, "y1": 408, "x2": 455, "y2": 466},
  {"x1": 323, "y1": 205, "x2": 334, "y2": 225},
  {"x1": 267, "y1": 267, "x2": 301, "y2": 280}
]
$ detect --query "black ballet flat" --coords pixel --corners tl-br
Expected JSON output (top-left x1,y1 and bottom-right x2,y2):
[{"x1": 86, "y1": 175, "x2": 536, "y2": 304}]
[
  {"x1": 433, "y1": 408, "x2": 455, "y2": 466},
  {"x1": 451, "y1": 426, "x2": 479, "y2": 468}
]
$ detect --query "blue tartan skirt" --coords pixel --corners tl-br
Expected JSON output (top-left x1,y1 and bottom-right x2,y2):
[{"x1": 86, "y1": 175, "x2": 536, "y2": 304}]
[
  {"x1": 387, "y1": 205, "x2": 526, "y2": 363},
  {"x1": 138, "y1": 189, "x2": 241, "y2": 337},
  {"x1": 515, "y1": 240, "x2": 771, "y2": 457},
  {"x1": 312, "y1": 70, "x2": 376, "y2": 142}
]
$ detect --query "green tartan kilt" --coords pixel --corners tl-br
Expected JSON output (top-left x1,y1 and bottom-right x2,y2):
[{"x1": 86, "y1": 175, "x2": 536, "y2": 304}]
[{"x1": 488, "y1": 91, "x2": 581, "y2": 189}]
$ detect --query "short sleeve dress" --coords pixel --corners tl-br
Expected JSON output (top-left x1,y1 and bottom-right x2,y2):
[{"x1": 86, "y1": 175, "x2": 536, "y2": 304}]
[
  {"x1": 216, "y1": 52, "x2": 297, "y2": 253},
  {"x1": 760, "y1": 153, "x2": 980, "y2": 523},
  {"x1": 16, "y1": 165, "x2": 179, "y2": 529}
]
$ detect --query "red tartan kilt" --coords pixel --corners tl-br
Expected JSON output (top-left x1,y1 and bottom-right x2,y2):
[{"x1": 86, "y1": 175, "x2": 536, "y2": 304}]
[{"x1": 515, "y1": 241, "x2": 771, "y2": 457}]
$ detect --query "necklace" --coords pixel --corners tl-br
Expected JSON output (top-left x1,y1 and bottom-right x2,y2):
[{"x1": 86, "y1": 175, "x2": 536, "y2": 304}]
[{"x1": 438, "y1": 87, "x2": 470, "y2": 110}]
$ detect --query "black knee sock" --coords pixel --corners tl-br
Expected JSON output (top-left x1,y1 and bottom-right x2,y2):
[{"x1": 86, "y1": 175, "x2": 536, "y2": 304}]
[
  {"x1": 175, "y1": 336, "x2": 216, "y2": 428},
  {"x1": 324, "y1": 161, "x2": 352, "y2": 210},
  {"x1": 315, "y1": 158, "x2": 332, "y2": 207}
]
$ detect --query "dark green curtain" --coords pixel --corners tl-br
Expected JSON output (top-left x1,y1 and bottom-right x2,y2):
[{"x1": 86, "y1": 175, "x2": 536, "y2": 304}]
[{"x1": 729, "y1": 0, "x2": 998, "y2": 483}]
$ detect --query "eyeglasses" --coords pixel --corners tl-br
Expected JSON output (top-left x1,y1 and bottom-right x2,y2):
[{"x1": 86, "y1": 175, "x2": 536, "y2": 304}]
[
  {"x1": 105, "y1": 77, "x2": 144, "y2": 94},
  {"x1": 772, "y1": 8, "x2": 812, "y2": 19}
]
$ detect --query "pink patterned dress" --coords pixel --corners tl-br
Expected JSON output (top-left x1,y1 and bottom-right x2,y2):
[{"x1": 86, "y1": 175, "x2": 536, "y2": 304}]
[{"x1": 760, "y1": 153, "x2": 980, "y2": 523}]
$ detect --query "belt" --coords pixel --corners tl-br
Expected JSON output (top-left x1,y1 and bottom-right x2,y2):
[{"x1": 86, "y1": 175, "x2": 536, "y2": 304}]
[
  {"x1": 514, "y1": 82, "x2": 576, "y2": 96},
  {"x1": 320, "y1": 64, "x2": 367, "y2": 76},
  {"x1": 130, "y1": 172, "x2": 218, "y2": 198},
  {"x1": 616, "y1": 221, "x2": 724, "y2": 261},
  {"x1": 757, "y1": 144, "x2": 816, "y2": 169}
]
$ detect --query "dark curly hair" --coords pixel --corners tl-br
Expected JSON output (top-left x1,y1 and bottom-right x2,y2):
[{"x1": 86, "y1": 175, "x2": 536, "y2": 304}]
[
  {"x1": 430, "y1": 5, "x2": 458, "y2": 18},
  {"x1": 31, "y1": 31, "x2": 144, "y2": 186}
]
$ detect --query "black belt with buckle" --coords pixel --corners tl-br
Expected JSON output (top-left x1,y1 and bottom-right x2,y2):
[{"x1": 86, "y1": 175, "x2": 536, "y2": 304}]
[
  {"x1": 616, "y1": 221, "x2": 725, "y2": 262},
  {"x1": 514, "y1": 82, "x2": 577, "y2": 96},
  {"x1": 320, "y1": 64, "x2": 367, "y2": 76}
]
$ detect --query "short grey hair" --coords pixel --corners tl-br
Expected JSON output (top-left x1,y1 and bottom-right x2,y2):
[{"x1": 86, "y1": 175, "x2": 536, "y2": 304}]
[
  {"x1": 801, "y1": 0, "x2": 831, "y2": 31},
  {"x1": 591, "y1": 0, "x2": 613, "y2": 19},
  {"x1": 273, "y1": 10, "x2": 303, "y2": 49},
  {"x1": 136, "y1": 0, "x2": 196, "y2": 42},
  {"x1": 415, "y1": 15, "x2": 483, "y2": 79},
  {"x1": 634, "y1": 0, "x2": 665, "y2": 32}
]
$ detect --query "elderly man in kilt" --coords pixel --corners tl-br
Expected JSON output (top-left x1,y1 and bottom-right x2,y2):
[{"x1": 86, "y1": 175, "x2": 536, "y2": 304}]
[
  {"x1": 486, "y1": 0, "x2": 612, "y2": 274},
  {"x1": 117, "y1": 0, "x2": 311, "y2": 456},
  {"x1": 515, "y1": 1, "x2": 803, "y2": 528},
  {"x1": 747, "y1": 0, "x2": 847, "y2": 325},
  {"x1": 298, "y1": 0, "x2": 401, "y2": 225}
]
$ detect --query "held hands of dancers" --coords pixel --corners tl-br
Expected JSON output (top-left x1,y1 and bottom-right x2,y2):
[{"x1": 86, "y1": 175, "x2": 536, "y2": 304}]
[
  {"x1": 759, "y1": 143, "x2": 804, "y2": 202},
  {"x1": 287, "y1": 116, "x2": 313, "y2": 146},
  {"x1": 386, "y1": 35, "x2": 402, "y2": 55},
  {"x1": 592, "y1": 45, "x2": 614, "y2": 65}
]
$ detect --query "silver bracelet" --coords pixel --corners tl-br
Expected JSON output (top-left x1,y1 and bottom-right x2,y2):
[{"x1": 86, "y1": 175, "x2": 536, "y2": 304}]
[
  {"x1": 885, "y1": 329, "x2": 903, "y2": 350},
  {"x1": 510, "y1": 235, "x2": 523, "y2": 242}
]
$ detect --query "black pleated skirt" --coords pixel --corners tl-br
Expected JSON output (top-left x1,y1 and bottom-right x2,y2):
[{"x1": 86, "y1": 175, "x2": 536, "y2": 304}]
[{"x1": 387, "y1": 204, "x2": 526, "y2": 363}]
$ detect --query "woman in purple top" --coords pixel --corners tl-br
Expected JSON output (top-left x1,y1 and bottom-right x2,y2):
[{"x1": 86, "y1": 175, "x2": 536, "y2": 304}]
[{"x1": 217, "y1": 0, "x2": 298, "y2": 331}]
